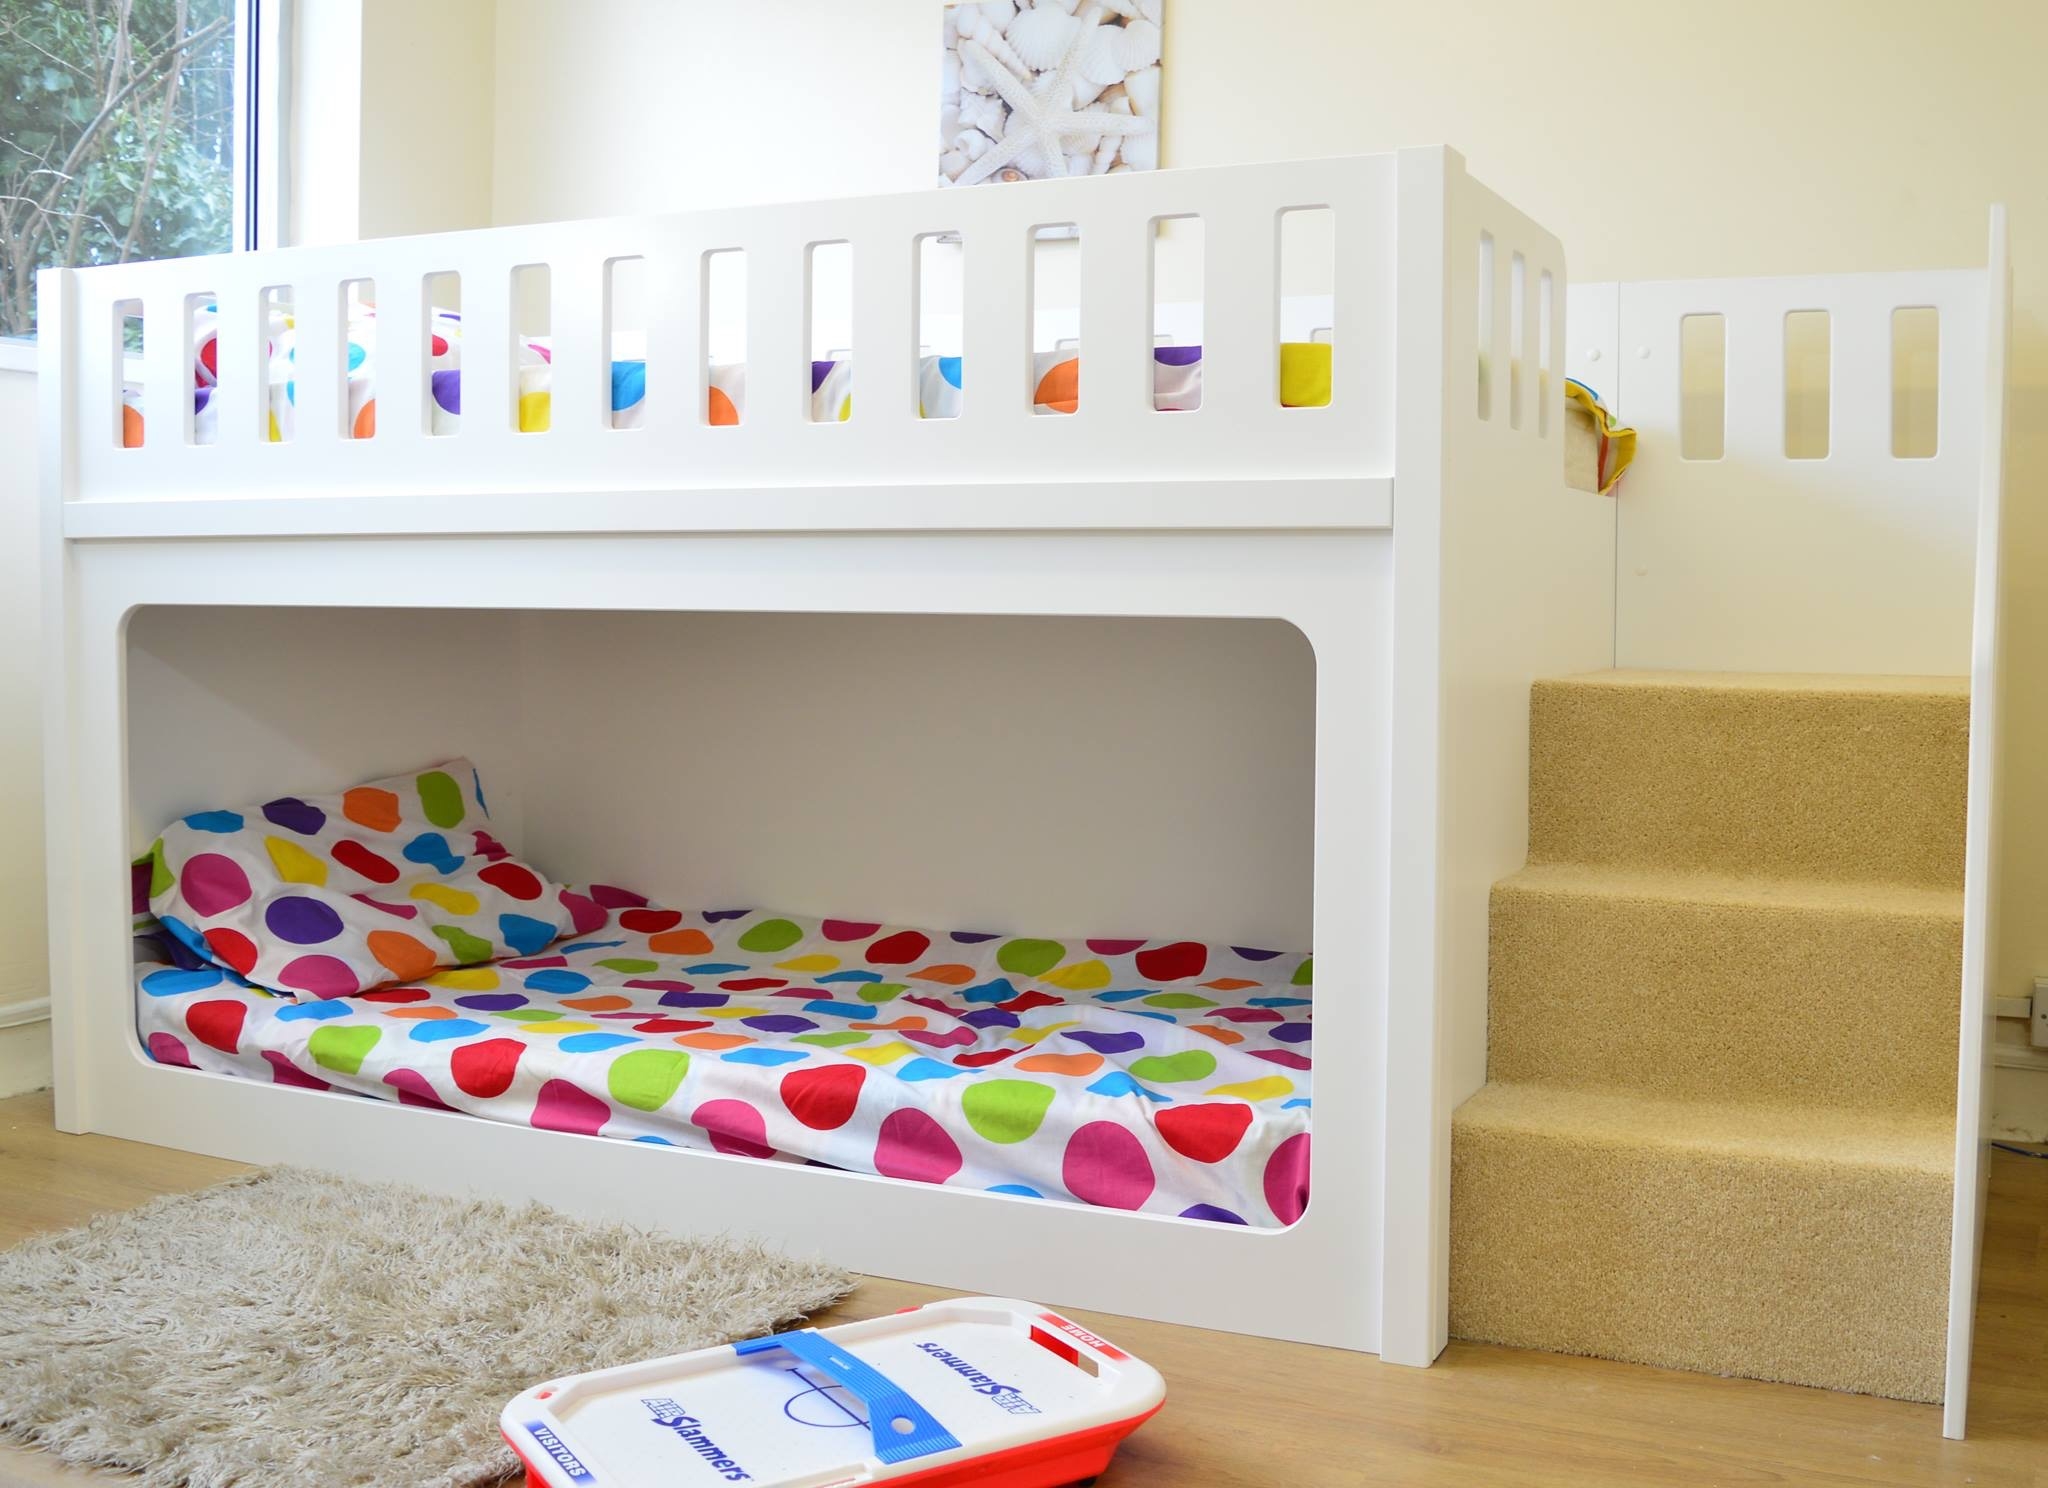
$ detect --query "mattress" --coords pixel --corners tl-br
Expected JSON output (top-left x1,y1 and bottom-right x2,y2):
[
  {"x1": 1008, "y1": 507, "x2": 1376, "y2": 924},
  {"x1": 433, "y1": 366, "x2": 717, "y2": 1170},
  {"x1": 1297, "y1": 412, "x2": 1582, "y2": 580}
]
[
  {"x1": 135, "y1": 900, "x2": 1313, "y2": 1227},
  {"x1": 119, "y1": 301, "x2": 1335, "y2": 445}
]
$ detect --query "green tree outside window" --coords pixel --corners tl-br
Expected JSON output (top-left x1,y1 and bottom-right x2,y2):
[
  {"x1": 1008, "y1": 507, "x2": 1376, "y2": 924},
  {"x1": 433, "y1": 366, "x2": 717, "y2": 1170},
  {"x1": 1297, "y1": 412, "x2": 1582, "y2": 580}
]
[{"x1": 2, "y1": 0, "x2": 238, "y2": 339}]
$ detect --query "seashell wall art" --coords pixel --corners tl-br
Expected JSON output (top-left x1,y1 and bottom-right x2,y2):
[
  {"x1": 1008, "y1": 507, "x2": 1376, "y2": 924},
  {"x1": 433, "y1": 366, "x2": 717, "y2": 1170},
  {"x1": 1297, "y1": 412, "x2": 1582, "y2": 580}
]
[{"x1": 939, "y1": 0, "x2": 1164, "y2": 187}]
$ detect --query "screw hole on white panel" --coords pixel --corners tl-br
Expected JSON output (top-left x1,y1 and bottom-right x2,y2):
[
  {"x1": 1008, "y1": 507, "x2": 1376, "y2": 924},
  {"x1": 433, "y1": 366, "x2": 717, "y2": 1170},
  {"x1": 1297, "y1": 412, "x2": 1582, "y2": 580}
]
[
  {"x1": 1783, "y1": 309, "x2": 1830, "y2": 460},
  {"x1": 113, "y1": 299, "x2": 143, "y2": 447},
  {"x1": 1278, "y1": 206, "x2": 1333, "y2": 409},
  {"x1": 512, "y1": 264, "x2": 551, "y2": 434},
  {"x1": 1151, "y1": 215, "x2": 1203, "y2": 412},
  {"x1": 1678, "y1": 312, "x2": 1725, "y2": 461},
  {"x1": 424, "y1": 272, "x2": 460, "y2": 438},
  {"x1": 260, "y1": 286, "x2": 293, "y2": 443},
  {"x1": 917, "y1": 233, "x2": 962, "y2": 419},
  {"x1": 605, "y1": 256, "x2": 647, "y2": 432},
  {"x1": 1538, "y1": 269, "x2": 1555, "y2": 437},
  {"x1": 1892, "y1": 306, "x2": 1940, "y2": 459},
  {"x1": 1030, "y1": 224, "x2": 1080, "y2": 415},
  {"x1": 342, "y1": 279, "x2": 376, "y2": 439},
  {"x1": 806, "y1": 241, "x2": 852, "y2": 424},
  {"x1": 704, "y1": 248, "x2": 745, "y2": 427},
  {"x1": 1508, "y1": 252, "x2": 1527, "y2": 431},
  {"x1": 185, "y1": 292, "x2": 215, "y2": 445},
  {"x1": 1475, "y1": 231, "x2": 1495, "y2": 420}
]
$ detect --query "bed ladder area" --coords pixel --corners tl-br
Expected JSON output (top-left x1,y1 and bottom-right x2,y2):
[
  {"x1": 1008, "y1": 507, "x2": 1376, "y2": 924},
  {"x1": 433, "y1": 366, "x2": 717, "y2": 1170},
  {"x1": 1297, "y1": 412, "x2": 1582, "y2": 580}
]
[
  {"x1": 1450, "y1": 224, "x2": 2009, "y2": 1429},
  {"x1": 1451, "y1": 671, "x2": 1966, "y2": 1401}
]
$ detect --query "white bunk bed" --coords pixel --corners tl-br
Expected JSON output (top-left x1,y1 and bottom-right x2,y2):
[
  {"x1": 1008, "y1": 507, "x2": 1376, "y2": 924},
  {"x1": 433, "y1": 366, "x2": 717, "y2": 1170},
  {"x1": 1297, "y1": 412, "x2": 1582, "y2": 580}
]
[{"x1": 34, "y1": 146, "x2": 2009, "y2": 1433}]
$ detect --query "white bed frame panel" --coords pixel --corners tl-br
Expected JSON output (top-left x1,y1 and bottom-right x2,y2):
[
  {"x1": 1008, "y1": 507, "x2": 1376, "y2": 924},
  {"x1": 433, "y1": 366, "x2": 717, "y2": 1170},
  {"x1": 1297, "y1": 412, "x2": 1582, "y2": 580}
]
[
  {"x1": 41, "y1": 149, "x2": 1590, "y2": 1364},
  {"x1": 40, "y1": 141, "x2": 2014, "y2": 1430}
]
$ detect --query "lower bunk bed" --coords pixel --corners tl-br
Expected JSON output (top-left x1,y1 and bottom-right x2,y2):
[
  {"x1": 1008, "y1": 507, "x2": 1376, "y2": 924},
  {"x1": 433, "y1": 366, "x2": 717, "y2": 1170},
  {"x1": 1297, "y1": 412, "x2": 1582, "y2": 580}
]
[{"x1": 130, "y1": 761, "x2": 1315, "y2": 1230}]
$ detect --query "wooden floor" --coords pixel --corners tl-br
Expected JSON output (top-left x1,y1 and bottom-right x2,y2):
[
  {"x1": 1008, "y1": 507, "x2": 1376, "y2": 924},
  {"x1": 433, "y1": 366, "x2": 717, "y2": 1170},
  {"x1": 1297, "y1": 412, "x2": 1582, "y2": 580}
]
[{"x1": 1, "y1": 1091, "x2": 2044, "y2": 1488}]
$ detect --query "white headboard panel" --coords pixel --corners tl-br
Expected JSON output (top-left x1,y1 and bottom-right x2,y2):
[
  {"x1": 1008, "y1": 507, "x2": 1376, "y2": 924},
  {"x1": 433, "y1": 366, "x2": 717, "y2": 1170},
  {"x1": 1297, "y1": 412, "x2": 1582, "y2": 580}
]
[{"x1": 1570, "y1": 265, "x2": 1990, "y2": 676}]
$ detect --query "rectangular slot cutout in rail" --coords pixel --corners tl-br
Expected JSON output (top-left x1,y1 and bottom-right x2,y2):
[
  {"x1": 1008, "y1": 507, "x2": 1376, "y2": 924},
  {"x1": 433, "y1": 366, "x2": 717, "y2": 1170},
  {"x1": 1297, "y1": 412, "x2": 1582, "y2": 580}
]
[
  {"x1": 1278, "y1": 207, "x2": 1333, "y2": 409},
  {"x1": 1537, "y1": 270, "x2": 1554, "y2": 436},
  {"x1": 807, "y1": 241, "x2": 852, "y2": 423},
  {"x1": 261, "y1": 286, "x2": 293, "y2": 443},
  {"x1": 1508, "y1": 253, "x2": 1527, "y2": 430},
  {"x1": 1030, "y1": 224, "x2": 1080, "y2": 415},
  {"x1": 342, "y1": 279, "x2": 376, "y2": 439},
  {"x1": 1152, "y1": 215, "x2": 1203, "y2": 412},
  {"x1": 605, "y1": 256, "x2": 646, "y2": 431},
  {"x1": 1475, "y1": 232, "x2": 1494, "y2": 421},
  {"x1": 184, "y1": 292, "x2": 214, "y2": 445},
  {"x1": 917, "y1": 233, "x2": 962, "y2": 419},
  {"x1": 1892, "y1": 306, "x2": 1940, "y2": 459},
  {"x1": 512, "y1": 264, "x2": 551, "y2": 433},
  {"x1": 1783, "y1": 309, "x2": 1831, "y2": 460},
  {"x1": 114, "y1": 299, "x2": 143, "y2": 447},
  {"x1": 425, "y1": 272, "x2": 460, "y2": 437},
  {"x1": 1679, "y1": 312, "x2": 1725, "y2": 461},
  {"x1": 704, "y1": 248, "x2": 746, "y2": 427}
]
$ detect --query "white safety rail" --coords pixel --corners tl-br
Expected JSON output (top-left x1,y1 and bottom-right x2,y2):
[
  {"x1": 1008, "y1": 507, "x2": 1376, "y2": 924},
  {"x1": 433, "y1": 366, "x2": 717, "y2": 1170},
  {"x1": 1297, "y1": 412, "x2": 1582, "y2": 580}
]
[
  {"x1": 45, "y1": 156, "x2": 1398, "y2": 537},
  {"x1": 1571, "y1": 269, "x2": 1988, "y2": 675},
  {"x1": 40, "y1": 148, "x2": 1594, "y2": 1372}
]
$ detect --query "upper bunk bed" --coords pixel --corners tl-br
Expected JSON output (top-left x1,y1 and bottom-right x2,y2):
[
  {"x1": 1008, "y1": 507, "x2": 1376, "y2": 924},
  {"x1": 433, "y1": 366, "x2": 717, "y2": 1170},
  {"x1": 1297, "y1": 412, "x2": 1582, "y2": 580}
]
[{"x1": 36, "y1": 148, "x2": 1565, "y2": 541}]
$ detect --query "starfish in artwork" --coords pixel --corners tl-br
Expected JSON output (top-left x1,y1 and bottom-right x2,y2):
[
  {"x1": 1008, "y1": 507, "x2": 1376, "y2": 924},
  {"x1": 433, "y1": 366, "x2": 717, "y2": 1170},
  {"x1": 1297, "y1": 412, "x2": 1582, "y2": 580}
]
[{"x1": 954, "y1": 4, "x2": 1156, "y2": 187}]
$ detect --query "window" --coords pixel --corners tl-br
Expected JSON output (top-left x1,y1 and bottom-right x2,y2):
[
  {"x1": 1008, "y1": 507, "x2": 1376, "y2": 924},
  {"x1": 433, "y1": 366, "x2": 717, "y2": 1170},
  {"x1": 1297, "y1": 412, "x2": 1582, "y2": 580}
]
[{"x1": 0, "y1": 0, "x2": 281, "y2": 360}]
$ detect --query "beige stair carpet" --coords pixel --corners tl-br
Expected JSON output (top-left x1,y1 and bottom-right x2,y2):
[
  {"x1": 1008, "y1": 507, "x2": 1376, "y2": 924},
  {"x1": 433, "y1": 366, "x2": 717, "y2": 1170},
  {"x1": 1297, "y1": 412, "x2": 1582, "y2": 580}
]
[{"x1": 1452, "y1": 670, "x2": 1966, "y2": 1403}]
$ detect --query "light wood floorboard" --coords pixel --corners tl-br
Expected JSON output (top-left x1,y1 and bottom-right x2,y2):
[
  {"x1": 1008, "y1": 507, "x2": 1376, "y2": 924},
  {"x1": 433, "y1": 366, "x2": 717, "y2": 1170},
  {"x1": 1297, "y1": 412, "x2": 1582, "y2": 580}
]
[{"x1": 1, "y1": 1091, "x2": 2043, "y2": 1487}]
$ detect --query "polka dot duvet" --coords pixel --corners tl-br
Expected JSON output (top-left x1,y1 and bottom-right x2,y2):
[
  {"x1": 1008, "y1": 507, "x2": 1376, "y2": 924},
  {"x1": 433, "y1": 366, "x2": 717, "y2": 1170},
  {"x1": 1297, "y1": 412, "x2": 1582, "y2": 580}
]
[
  {"x1": 117, "y1": 300, "x2": 1336, "y2": 445},
  {"x1": 133, "y1": 765, "x2": 1314, "y2": 1229}
]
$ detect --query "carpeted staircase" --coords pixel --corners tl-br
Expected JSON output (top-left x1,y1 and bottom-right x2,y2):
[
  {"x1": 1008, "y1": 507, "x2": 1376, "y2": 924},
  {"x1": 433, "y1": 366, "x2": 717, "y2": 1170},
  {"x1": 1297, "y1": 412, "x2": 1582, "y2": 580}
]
[{"x1": 1449, "y1": 670, "x2": 1967, "y2": 1402}]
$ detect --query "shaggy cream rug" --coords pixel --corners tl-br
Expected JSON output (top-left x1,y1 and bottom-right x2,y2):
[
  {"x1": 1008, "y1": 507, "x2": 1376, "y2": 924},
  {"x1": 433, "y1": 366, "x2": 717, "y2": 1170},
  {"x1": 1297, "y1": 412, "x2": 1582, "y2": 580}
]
[{"x1": 0, "y1": 1168, "x2": 857, "y2": 1487}]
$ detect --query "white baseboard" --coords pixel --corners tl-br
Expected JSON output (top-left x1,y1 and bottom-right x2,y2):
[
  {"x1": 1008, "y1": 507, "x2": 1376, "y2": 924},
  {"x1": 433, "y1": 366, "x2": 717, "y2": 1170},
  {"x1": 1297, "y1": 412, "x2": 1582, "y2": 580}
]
[{"x1": 0, "y1": 1001, "x2": 51, "y2": 1099}]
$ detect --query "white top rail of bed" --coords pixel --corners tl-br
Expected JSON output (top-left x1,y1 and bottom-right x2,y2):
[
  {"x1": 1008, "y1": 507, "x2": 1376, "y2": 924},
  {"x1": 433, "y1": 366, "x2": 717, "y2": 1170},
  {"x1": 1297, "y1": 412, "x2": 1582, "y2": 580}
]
[{"x1": 37, "y1": 150, "x2": 1569, "y2": 540}]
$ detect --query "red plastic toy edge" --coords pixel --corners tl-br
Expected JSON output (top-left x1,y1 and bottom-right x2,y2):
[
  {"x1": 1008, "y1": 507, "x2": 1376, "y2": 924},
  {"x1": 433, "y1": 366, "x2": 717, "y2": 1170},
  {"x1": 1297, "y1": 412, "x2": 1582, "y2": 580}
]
[{"x1": 506, "y1": 1403, "x2": 1162, "y2": 1488}]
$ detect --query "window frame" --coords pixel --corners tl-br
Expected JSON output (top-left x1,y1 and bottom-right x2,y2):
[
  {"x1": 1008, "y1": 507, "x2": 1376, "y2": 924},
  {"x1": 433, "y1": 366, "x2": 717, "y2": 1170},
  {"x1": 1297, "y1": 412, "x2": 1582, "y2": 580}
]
[{"x1": 0, "y1": 0, "x2": 288, "y2": 372}]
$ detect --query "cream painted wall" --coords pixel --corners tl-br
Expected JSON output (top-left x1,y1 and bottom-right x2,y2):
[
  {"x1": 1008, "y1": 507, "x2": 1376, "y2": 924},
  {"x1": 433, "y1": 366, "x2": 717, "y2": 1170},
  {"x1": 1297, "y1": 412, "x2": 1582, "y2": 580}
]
[
  {"x1": 0, "y1": 368, "x2": 51, "y2": 1097},
  {"x1": 488, "y1": 0, "x2": 2048, "y2": 1123},
  {"x1": 358, "y1": 0, "x2": 495, "y2": 240}
]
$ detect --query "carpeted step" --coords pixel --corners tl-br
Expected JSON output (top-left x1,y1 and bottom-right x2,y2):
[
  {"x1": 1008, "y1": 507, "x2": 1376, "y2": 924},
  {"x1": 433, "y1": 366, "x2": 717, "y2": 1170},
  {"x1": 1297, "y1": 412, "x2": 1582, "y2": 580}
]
[
  {"x1": 1527, "y1": 671, "x2": 1969, "y2": 888},
  {"x1": 1448, "y1": 1082, "x2": 1952, "y2": 1402},
  {"x1": 1488, "y1": 863, "x2": 1962, "y2": 1111}
]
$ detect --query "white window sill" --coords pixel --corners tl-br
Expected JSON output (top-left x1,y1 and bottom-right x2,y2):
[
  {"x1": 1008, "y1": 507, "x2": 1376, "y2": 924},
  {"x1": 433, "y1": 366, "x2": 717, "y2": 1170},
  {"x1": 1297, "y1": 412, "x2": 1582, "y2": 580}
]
[{"x1": 0, "y1": 340, "x2": 37, "y2": 375}]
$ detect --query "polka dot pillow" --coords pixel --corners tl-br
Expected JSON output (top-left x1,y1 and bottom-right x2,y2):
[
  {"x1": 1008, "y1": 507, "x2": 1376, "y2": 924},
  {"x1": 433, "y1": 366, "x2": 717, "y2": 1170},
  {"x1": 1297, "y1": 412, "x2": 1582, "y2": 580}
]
[{"x1": 144, "y1": 760, "x2": 602, "y2": 999}]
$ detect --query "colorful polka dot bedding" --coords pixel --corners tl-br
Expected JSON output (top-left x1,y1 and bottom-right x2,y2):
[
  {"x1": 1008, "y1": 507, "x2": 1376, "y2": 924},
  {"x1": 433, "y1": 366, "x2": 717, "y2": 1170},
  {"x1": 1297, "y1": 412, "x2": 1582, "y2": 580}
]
[
  {"x1": 143, "y1": 760, "x2": 584, "y2": 1000},
  {"x1": 118, "y1": 301, "x2": 1336, "y2": 445},
  {"x1": 133, "y1": 762, "x2": 1313, "y2": 1227}
]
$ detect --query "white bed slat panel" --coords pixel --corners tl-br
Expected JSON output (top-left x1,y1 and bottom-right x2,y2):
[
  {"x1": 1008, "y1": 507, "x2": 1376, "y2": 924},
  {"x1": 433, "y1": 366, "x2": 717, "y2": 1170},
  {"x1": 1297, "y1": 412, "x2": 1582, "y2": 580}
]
[
  {"x1": 375, "y1": 271, "x2": 425, "y2": 443},
  {"x1": 1078, "y1": 209, "x2": 1150, "y2": 422},
  {"x1": 553, "y1": 255, "x2": 609, "y2": 439},
  {"x1": 1612, "y1": 269, "x2": 1987, "y2": 674},
  {"x1": 459, "y1": 256, "x2": 515, "y2": 454},
  {"x1": 142, "y1": 288, "x2": 191, "y2": 447},
  {"x1": 293, "y1": 274, "x2": 342, "y2": 446},
  {"x1": 59, "y1": 157, "x2": 1399, "y2": 516},
  {"x1": 212, "y1": 286, "x2": 261, "y2": 447}
]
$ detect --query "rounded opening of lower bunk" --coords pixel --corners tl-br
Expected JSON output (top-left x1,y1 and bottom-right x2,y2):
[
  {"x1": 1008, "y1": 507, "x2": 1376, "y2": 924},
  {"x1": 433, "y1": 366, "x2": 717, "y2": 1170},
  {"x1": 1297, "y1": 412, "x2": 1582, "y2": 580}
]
[{"x1": 120, "y1": 605, "x2": 1321, "y2": 1232}]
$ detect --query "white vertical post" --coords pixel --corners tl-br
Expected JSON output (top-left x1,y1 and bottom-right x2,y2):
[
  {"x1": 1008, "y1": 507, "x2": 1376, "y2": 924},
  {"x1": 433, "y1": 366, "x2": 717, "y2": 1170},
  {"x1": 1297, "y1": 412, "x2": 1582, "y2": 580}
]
[
  {"x1": 1381, "y1": 144, "x2": 1456, "y2": 1368},
  {"x1": 1943, "y1": 204, "x2": 2010, "y2": 1441},
  {"x1": 36, "y1": 267, "x2": 87, "y2": 1130}
]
